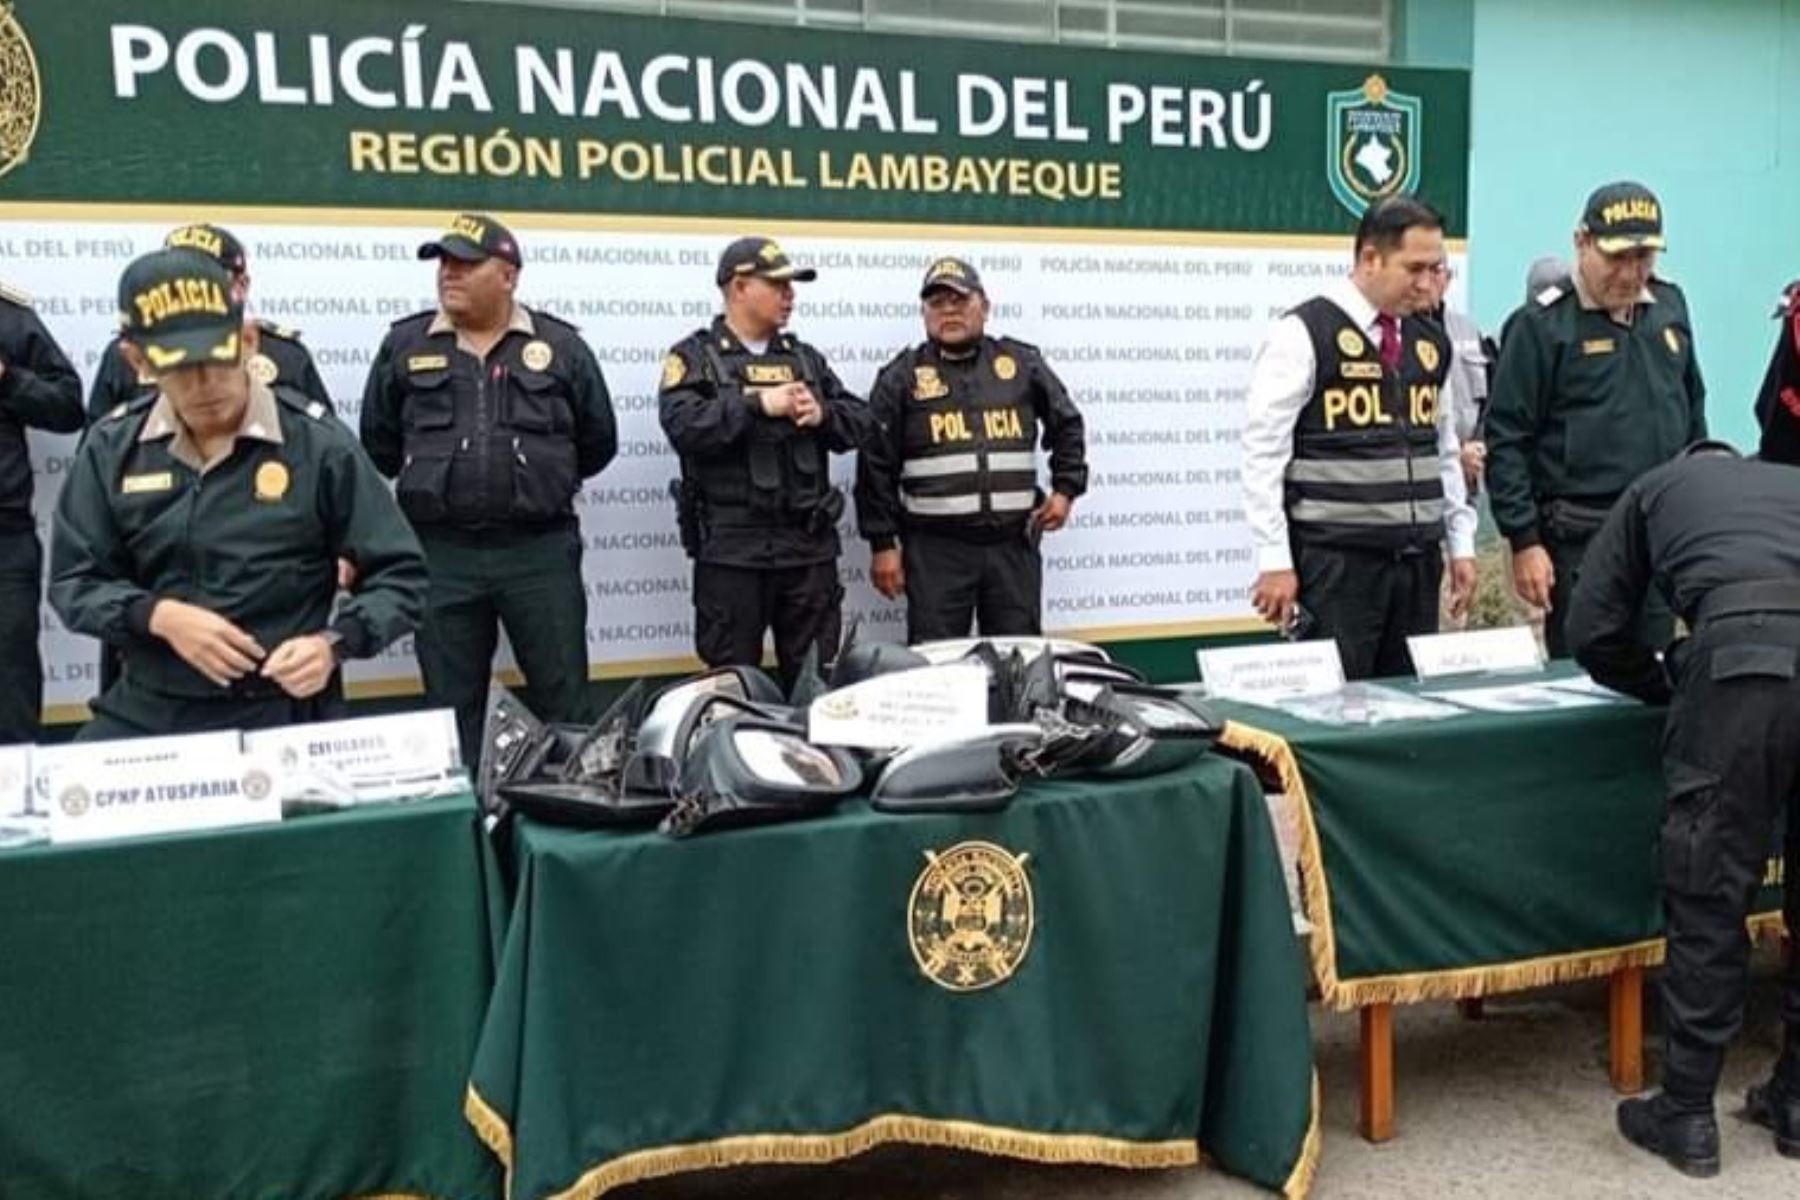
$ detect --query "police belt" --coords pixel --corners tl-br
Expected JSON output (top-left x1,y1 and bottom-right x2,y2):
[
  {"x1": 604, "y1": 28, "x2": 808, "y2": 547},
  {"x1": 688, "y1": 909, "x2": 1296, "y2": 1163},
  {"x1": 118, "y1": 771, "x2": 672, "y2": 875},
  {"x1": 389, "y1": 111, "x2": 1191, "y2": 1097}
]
[
  {"x1": 1692, "y1": 579, "x2": 1800, "y2": 628},
  {"x1": 1537, "y1": 496, "x2": 1618, "y2": 541}
]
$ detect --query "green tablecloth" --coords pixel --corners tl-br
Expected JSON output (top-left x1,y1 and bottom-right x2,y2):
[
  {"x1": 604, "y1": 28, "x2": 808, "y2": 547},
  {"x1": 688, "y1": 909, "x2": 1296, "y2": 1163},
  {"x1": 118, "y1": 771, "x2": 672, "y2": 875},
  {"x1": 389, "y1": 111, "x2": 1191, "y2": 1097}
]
[
  {"x1": 467, "y1": 755, "x2": 1318, "y2": 1200},
  {"x1": 1214, "y1": 676, "x2": 1786, "y2": 1010},
  {"x1": 0, "y1": 794, "x2": 502, "y2": 1200}
]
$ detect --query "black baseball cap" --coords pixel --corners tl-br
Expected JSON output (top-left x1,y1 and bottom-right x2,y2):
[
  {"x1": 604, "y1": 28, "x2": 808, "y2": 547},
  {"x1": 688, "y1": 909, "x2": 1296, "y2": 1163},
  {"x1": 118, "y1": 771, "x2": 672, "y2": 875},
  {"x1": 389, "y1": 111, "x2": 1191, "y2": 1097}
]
[
  {"x1": 715, "y1": 237, "x2": 817, "y2": 286},
  {"x1": 1581, "y1": 182, "x2": 1666, "y2": 254},
  {"x1": 163, "y1": 223, "x2": 247, "y2": 275},
  {"x1": 117, "y1": 249, "x2": 245, "y2": 370},
  {"x1": 920, "y1": 256, "x2": 984, "y2": 298},
  {"x1": 418, "y1": 213, "x2": 522, "y2": 267}
]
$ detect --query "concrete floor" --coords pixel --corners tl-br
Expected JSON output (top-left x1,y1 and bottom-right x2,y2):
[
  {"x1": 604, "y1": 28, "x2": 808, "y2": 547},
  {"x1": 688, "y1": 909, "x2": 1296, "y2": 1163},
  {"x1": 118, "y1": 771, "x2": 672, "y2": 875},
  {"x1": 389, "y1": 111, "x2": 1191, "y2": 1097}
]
[{"x1": 621, "y1": 950, "x2": 1794, "y2": 1199}]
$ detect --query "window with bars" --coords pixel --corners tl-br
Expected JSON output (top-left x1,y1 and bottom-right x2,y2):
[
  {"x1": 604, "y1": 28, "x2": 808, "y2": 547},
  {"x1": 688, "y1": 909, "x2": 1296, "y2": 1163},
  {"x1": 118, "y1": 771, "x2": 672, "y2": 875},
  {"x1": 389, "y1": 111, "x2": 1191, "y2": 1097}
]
[{"x1": 473, "y1": 0, "x2": 1393, "y2": 63}]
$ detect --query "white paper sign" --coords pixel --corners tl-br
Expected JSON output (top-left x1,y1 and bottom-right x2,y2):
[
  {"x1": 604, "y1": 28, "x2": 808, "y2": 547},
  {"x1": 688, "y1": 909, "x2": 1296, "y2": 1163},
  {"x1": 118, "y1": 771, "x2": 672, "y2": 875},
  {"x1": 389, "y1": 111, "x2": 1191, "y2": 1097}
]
[
  {"x1": 30, "y1": 731, "x2": 244, "y2": 813},
  {"x1": 47, "y1": 754, "x2": 282, "y2": 845},
  {"x1": 809, "y1": 664, "x2": 991, "y2": 750},
  {"x1": 0, "y1": 744, "x2": 30, "y2": 816},
  {"x1": 243, "y1": 710, "x2": 462, "y2": 802},
  {"x1": 1406, "y1": 627, "x2": 1544, "y2": 680},
  {"x1": 1196, "y1": 642, "x2": 1346, "y2": 703}
]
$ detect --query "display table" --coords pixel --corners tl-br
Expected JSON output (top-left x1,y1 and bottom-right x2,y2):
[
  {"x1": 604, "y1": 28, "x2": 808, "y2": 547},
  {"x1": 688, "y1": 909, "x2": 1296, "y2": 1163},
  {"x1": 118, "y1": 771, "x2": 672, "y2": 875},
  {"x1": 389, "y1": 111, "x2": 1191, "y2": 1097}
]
[
  {"x1": 467, "y1": 755, "x2": 1319, "y2": 1200},
  {"x1": 0, "y1": 793, "x2": 502, "y2": 1200},
  {"x1": 1213, "y1": 677, "x2": 1786, "y2": 1141}
]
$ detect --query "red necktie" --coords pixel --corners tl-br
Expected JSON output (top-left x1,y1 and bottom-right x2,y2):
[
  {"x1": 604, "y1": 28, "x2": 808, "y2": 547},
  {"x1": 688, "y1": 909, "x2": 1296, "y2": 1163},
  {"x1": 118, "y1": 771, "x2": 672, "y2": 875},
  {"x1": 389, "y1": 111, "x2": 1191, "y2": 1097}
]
[{"x1": 1377, "y1": 314, "x2": 1401, "y2": 370}]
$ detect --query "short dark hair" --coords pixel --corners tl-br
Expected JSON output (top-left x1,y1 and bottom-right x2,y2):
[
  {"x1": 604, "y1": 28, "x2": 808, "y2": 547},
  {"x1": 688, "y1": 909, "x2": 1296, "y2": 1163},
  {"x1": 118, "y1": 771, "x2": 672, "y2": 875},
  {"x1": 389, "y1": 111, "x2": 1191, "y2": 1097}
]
[{"x1": 1354, "y1": 196, "x2": 1445, "y2": 257}]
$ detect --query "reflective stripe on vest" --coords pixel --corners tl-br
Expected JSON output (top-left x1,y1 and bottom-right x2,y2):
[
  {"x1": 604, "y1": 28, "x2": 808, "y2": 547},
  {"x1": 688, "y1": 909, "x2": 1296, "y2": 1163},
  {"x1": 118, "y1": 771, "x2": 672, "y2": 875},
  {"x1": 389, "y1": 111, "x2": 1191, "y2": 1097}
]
[{"x1": 1290, "y1": 496, "x2": 1448, "y2": 526}]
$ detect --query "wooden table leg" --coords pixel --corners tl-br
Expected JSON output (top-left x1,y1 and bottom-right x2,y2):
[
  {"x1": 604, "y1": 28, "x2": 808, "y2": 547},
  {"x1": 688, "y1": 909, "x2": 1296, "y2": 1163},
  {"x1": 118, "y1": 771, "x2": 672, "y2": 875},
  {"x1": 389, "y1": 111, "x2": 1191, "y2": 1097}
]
[
  {"x1": 1457, "y1": 998, "x2": 1485, "y2": 1020},
  {"x1": 1360, "y1": 1002, "x2": 1395, "y2": 1142},
  {"x1": 1610, "y1": 966, "x2": 1645, "y2": 1095}
]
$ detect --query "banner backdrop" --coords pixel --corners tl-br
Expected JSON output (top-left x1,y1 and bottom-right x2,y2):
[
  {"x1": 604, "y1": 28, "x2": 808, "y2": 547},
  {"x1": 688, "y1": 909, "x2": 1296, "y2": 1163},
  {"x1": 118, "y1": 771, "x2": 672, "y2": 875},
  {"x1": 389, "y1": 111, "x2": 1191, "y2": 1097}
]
[{"x1": 0, "y1": 0, "x2": 1471, "y2": 718}]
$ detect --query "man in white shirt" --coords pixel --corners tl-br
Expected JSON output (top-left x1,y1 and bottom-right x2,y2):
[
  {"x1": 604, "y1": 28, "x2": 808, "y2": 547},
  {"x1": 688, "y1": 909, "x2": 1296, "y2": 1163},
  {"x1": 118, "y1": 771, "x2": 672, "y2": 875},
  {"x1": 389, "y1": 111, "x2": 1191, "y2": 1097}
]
[{"x1": 1242, "y1": 195, "x2": 1478, "y2": 679}]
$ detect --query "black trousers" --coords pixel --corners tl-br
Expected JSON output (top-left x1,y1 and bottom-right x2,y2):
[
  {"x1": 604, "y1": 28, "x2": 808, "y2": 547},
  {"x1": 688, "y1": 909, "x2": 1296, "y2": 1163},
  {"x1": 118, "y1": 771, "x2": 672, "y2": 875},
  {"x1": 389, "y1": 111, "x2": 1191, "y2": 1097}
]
[
  {"x1": 1657, "y1": 612, "x2": 1800, "y2": 1110},
  {"x1": 0, "y1": 530, "x2": 42, "y2": 745},
  {"x1": 1543, "y1": 523, "x2": 1674, "y2": 659},
  {"x1": 902, "y1": 529, "x2": 1042, "y2": 644},
  {"x1": 693, "y1": 560, "x2": 841, "y2": 690},
  {"x1": 1295, "y1": 540, "x2": 1442, "y2": 681},
  {"x1": 417, "y1": 525, "x2": 590, "y2": 770}
]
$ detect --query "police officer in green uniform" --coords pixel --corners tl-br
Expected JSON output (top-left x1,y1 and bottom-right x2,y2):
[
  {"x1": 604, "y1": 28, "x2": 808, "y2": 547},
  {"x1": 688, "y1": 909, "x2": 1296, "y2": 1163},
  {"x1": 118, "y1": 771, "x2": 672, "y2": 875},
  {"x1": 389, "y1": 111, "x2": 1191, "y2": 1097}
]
[
  {"x1": 1486, "y1": 182, "x2": 1707, "y2": 657},
  {"x1": 0, "y1": 281, "x2": 83, "y2": 743},
  {"x1": 660, "y1": 236, "x2": 873, "y2": 686},
  {"x1": 88, "y1": 224, "x2": 333, "y2": 423},
  {"x1": 361, "y1": 214, "x2": 617, "y2": 763},
  {"x1": 50, "y1": 250, "x2": 427, "y2": 741},
  {"x1": 856, "y1": 257, "x2": 1087, "y2": 641}
]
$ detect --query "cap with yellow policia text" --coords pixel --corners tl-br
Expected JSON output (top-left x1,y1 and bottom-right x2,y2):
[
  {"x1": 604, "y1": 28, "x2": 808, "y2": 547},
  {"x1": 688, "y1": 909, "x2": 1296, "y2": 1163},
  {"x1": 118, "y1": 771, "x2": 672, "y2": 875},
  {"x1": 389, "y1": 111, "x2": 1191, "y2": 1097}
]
[
  {"x1": 1581, "y1": 182, "x2": 1666, "y2": 254},
  {"x1": 417, "y1": 212, "x2": 522, "y2": 267},
  {"x1": 714, "y1": 236, "x2": 817, "y2": 286},
  {"x1": 919, "y1": 256, "x2": 984, "y2": 298},
  {"x1": 163, "y1": 223, "x2": 248, "y2": 275},
  {"x1": 117, "y1": 250, "x2": 245, "y2": 371}
]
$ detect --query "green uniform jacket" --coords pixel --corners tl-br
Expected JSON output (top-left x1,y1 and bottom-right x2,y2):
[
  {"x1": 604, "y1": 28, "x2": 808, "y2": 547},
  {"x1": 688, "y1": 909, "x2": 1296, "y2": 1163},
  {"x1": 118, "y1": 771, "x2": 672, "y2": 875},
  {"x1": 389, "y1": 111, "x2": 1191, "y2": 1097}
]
[
  {"x1": 50, "y1": 384, "x2": 427, "y2": 700},
  {"x1": 1485, "y1": 277, "x2": 1707, "y2": 549}
]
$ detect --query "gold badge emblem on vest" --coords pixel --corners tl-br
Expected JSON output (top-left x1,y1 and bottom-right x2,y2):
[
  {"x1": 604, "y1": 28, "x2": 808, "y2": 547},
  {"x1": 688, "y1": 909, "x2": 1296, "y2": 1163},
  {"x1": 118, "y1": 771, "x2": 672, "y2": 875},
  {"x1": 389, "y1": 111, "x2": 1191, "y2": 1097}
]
[
  {"x1": 1664, "y1": 327, "x2": 1681, "y2": 355},
  {"x1": 1415, "y1": 339, "x2": 1440, "y2": 372},
  {"x1": 993, "y1": 354, "x2": 1018, "y2": 381},
  {"x1": 254, "y1": 461, "x2": 290, "y2": 502},
  {"x1": 1337, "y1": 328, "x2": 1366, "y2": 357},
  {"x1": 521, "y1": 340, "x2": 554, "y2": 372},
  {"x1": 247, "y1": 353, "x2": 279, "y2": 386},
  {"x1": 661, "y1": 353, "x2": 686, "y2": 389},
  {"x1": 908, "y1": 841, "x2": 1035, "y2": 992},
  {"x1": 912, "y1": 365, "x2": 949, "y2": 401}
]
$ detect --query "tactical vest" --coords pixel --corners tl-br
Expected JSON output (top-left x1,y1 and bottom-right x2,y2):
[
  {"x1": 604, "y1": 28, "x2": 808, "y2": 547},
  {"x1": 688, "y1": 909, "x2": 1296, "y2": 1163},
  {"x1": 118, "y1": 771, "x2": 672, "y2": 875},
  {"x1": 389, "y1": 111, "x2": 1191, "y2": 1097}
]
[
  {"x1": 683, "y1": 332, "x2": 834, "y2": 528},
  {"x1": 1284, "y1": 298, "x2": 1451, "y2": 551},
  {"x1": 896, "y1": 339, "x2": 1039, "y2": 533},
  {"x1": 389, "y1": 310, "x2": 583, "y2": 527}
]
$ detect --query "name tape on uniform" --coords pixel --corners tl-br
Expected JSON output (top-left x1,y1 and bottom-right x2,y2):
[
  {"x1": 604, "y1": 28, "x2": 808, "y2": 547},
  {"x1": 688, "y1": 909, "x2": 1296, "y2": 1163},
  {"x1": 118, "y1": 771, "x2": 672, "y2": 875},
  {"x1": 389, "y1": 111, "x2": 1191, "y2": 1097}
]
[
  {"x1": 1406, "y1": 626, "x2": 1544, "y2": 680},
  {"x1": 1196, "y1": 641, "x2": 1345, "y2": 703},
  {"x1": 243, "y1": 709, "x2": 463, "y2": 802},
  {"x1": 809, "y1": 663, "x2": 991, "y2": 750},
  {"x1": 46, "y1": 744, "x2": 283, "y2": 845}
]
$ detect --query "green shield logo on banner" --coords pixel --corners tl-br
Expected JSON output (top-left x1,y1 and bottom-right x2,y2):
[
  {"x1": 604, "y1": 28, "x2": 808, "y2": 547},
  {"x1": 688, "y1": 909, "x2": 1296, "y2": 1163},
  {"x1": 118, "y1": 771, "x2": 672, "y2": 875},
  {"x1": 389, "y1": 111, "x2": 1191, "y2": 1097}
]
[
  {"x1": 1326, "y1": 74, "x2": 1422, "y2": 218},
  {"x1": 0, "y1": 2, "x2": 41, "y2": 180}
]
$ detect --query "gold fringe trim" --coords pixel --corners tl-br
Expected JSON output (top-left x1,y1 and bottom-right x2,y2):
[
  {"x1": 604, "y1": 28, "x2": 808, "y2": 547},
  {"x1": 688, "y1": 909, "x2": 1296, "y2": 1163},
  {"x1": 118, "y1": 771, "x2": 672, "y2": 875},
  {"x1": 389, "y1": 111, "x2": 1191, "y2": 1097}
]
[
  {"x1": 529, "y1": 1114, "x2": 1199, "y2": 1200},
  {"x1": 1220, "y1": 721, "x2": 1345, "y2": 1008},
  {"x1": 464, "y1": 1084, "x2": 515, "y2": 1199},
  {"x1": 1283, "y1": 1072, "x2": 1323, "y2": 1200},
  {"x1": 1217, "y1": 720, "x2": 1791, "y2": 1012}
]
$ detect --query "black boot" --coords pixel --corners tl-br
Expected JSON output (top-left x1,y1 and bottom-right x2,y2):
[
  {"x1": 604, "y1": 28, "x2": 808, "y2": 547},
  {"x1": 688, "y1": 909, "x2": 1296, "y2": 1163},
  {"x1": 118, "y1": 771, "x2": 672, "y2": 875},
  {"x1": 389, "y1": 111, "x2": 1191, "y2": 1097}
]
[
  {"x1": 1617, "y1": 1094, "x2": 1721, "y2": 1178},
  {"x1": 1745, "y1": 1079, "x2": 1800, "y2": 1159}
]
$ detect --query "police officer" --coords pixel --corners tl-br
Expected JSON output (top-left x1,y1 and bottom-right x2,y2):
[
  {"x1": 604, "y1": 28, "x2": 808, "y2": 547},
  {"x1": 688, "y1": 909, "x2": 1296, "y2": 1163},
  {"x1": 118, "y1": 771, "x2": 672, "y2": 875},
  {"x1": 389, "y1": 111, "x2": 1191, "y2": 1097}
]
[
  {"x1": 1486, "y1": 182, "x2": 1706, "y2": 657},
  {"x1": 0, "y1": 281, "x2": 83, "y2": 743},
  {"x1": 1421, "y1": 263, "x2": 1493, "y2": 495},
  {"x1": 88, "y1": 224, "x2": 333, "y2": 423},
  {"x1": 660, "y1": 236, "x2": 872, "y2": 686},
  {"x1": 855, "y1": 257, "x2": 1087, "y2": 641},
  {"x1": 361, "y1": 213, "x2": 617, "y2": 764},
  {"x1": 1244, "y1": 195, "x2": 1477, "y2": 679},
  {"x1": 50, "y1": 250, "x2": 426, "y2": 740},
  {"x1": 1567, "y1": 442, "x2": 1800, "y2": 1178}
]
